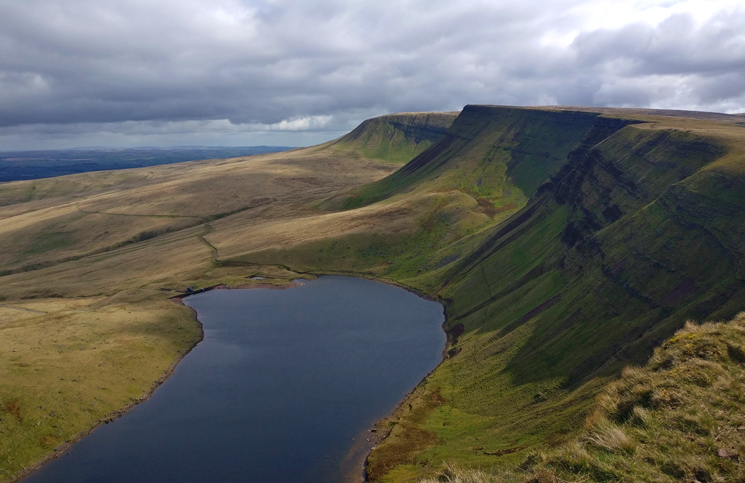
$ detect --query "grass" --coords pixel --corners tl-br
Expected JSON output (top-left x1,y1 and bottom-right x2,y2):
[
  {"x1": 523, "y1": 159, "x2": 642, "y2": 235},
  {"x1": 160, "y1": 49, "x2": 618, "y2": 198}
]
[
  {"x1": 420, "y1": 313, "x2": 745, "y2": 482},
  {"x1": 0, "y1": 299, "x2": 200, "y2": 481}
]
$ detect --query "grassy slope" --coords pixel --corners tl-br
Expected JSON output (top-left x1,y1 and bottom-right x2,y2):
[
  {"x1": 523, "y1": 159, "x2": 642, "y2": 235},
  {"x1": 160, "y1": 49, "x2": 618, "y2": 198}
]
[
  {"x1": 327, "y1": 112, "x2": 459, "y2": 165},
  {"x1": 0, "y1": 298, "x2": 200, "y2": 475},
  {"x1": 421, "y1": 313, "x2": 745, "y2": 482},
  {"x1": 2, "y1": 106, "x2": 745, "y2": 482},
  {"x1": 362, "y1": 109, "x2": 745, "y2": 481}
]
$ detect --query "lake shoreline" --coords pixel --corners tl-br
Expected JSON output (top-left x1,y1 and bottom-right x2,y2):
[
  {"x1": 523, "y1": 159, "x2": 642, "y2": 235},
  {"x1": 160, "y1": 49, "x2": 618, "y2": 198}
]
[
  {"x1": 173, "y1": 275, "x2": 452, "y2": 483},
  {"x1": 11, "y1": 303, "x2": 206, "y2": 483},
  {"x1": 12, "y1": 279, "x2": 306, "y2": 483},
  {"x1": 14, "y1": 274, "x2": 449, "y2": 483}
]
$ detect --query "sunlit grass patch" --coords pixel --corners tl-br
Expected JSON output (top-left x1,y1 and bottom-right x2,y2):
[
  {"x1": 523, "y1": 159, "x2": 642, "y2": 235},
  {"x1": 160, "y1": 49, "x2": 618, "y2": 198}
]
[{"x1": 0, "y1": 299, "x2": 200, "y2": 480}]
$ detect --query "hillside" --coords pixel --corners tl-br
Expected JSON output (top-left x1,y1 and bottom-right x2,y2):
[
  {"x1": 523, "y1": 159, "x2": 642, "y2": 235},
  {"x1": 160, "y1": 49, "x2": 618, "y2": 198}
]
[
  {"x1": 422, "y1": 313, "x2": 745, "y2": 482},
  {"x1": 326, "y1": 112, "x2": 458, "y2": 165},
  {"x1": 2, "y1": 106, "x2": 745, "y2": 482},
  {"x1": 359, "y1": 106, "x2": 745, "y2": 481}
]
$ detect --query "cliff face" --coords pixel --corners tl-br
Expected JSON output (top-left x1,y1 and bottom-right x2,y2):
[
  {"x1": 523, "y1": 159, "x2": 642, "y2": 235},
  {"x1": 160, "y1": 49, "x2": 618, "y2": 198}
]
[
  {"x1": 327, "y1": 108, "x2": 745, "y2": 385},
  {"x1": 364, "y1": 106, "x2": 745, "y2": 479},
  {"x1": 340, "y1": 105, "x2": 637, "y2": 209},
  {"x1": 400, "y1": 105, "x2": 636, "y2": 193},
  {"x1": 443, "y1": 120, "x2": 744, "y2": 386}
]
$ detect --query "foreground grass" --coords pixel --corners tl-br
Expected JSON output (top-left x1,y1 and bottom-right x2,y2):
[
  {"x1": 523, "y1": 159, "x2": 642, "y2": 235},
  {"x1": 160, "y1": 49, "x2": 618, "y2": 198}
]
[
  {"x1": 421, "y1": 313, "x2": 745, "y2": 482},
  {"x1": 0, "y1": 299, "x2": 199, "y2": 481}
]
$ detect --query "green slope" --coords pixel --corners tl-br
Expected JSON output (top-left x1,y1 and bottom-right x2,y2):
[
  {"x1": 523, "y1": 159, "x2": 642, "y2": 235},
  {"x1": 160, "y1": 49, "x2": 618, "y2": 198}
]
[
  {"x1": 327, "y1": 111, "x2": 459, "y2": 165},
  {"x1": 210, "y1": 105, "x2": 745, "y2": 480},
  {"x1": 332, "y1": 106, "x2": 635, "y2": 210},
  {"x1": 333, "y1": 106, "x2": 745, "y2": 480},
  {"x1": 422, "y1": 313, "x2": 745, "y2": 482}
]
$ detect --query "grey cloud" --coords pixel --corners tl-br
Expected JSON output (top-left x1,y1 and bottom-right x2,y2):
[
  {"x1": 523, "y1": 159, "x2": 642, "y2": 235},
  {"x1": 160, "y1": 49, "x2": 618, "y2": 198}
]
[
  {"x1": 568, "y1": 10, "x2": 745, "y2": 109},
  {"x1": 0, "y1": 0, "x2": 743, "y2": 149},
  {"x1": 572, "y1": 12, "x2": 745, "y2": 76},
  {"x1": 690, "y1": 72, "x2": 745, "y2": 103}
]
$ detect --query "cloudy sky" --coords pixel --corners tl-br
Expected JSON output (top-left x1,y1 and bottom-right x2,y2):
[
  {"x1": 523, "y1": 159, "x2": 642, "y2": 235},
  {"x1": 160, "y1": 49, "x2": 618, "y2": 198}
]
[{"x1": 1, "y1": 0, "x2": 743, "y2": 149}]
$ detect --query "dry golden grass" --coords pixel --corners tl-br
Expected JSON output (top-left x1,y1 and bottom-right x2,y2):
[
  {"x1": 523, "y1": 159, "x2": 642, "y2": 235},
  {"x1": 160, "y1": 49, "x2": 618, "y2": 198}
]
[
  {"x1": 419, "y1": 463, "x2": 521, "y2": 483},
  {"x1": 208, "y1": 191, "x2": 430, "y2": 260},
  {"x1": 0, "y1": 147, "x2": 398, "y2": 276},
  {"x1": 366, "y1": 388, "x2": 447, "y2": 482},
  {"x1": 0, "y1": 298, "x2": 200, "y2": 481}
]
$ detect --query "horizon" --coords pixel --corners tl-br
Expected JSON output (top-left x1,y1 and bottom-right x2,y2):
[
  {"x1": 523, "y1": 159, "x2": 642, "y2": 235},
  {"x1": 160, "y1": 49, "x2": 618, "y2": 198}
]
[
  {"x1": 3, "y1": 102, "x2": 745, "y2": 152},
  {"x1": 0, "y1": 144, "x2": 303, "y2": 153}
]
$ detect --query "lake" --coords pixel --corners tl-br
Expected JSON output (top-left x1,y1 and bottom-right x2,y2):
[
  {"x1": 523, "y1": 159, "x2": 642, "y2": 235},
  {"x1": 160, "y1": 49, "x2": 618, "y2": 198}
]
[{"x1": 23, "y1": 276, "x2": 446, "y2": 483}]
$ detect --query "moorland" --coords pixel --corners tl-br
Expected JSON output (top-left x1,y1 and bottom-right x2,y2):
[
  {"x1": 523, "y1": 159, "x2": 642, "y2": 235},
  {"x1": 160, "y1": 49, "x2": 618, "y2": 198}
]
[{"x1": 1, "y1": 106, "x2": 745, "y2": 482}]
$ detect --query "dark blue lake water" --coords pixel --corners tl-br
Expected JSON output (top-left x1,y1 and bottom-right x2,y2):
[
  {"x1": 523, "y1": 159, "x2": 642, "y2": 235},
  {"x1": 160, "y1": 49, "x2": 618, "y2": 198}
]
[{"x1": 24, "y1": 276, "x2": 445, "y2": 483}]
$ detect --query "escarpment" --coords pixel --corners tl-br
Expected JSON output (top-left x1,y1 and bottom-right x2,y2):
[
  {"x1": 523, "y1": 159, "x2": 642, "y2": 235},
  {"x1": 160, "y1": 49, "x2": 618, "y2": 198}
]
[{"x1": 364, "y1": 106, "x2": 745, "y2": 480}]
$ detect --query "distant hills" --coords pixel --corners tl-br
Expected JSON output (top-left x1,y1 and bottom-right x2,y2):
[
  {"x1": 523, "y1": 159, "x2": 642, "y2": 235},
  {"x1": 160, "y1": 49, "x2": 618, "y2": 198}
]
[{"x1": 0, "y1": 146, "x2": 293, "y2": 182}]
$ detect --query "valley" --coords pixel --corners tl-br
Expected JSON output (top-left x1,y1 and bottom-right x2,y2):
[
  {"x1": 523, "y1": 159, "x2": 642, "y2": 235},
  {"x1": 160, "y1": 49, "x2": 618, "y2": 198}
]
[{"x1": 1, "y1": 106, "x2": 745, "y2": 482}]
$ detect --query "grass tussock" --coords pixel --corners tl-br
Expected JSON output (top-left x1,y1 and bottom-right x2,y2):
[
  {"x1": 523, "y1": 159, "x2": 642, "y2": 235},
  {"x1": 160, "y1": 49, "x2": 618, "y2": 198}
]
[
  {"x1": 583, "y1": 421, "x2": 636, "y2": 454},
  {"x1": 419, "y1": 463, "x2": 522, "y2": 483},
  {"x1": 420, "y1": 313, "x2": 745, "y2": 483}
]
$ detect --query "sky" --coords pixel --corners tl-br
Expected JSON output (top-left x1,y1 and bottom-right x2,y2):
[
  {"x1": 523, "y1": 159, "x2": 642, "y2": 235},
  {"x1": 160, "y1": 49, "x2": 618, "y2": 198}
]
[{"x1": 1, "y1": 0, "x2": 744, "y2": 150}]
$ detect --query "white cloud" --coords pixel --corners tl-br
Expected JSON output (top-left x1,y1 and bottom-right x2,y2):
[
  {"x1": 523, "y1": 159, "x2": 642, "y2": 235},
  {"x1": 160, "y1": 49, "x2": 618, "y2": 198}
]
[{"x1": 267, "y1": 115, "x2": 333, "y2": 131}]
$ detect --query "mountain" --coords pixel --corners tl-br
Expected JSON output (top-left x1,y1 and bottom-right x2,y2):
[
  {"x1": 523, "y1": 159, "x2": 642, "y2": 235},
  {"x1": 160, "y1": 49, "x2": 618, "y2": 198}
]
[{"x1": 351, "y1": 105, "x2": 745, "y2": 480}]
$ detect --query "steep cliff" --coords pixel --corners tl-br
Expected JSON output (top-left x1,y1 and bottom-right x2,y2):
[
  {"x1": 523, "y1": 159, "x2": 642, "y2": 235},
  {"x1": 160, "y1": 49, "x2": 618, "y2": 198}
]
[{"x1": 363, "y1": 106, "x2": 745, "y2": 480}]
